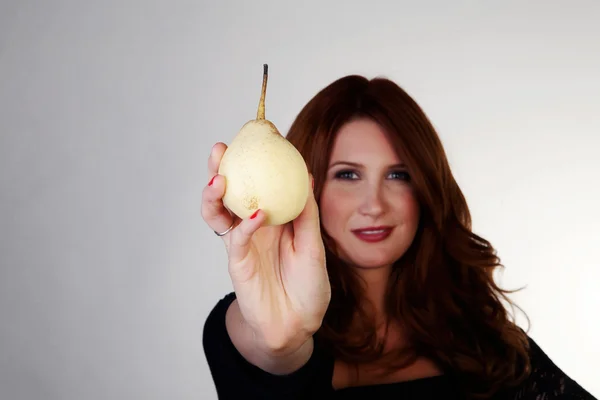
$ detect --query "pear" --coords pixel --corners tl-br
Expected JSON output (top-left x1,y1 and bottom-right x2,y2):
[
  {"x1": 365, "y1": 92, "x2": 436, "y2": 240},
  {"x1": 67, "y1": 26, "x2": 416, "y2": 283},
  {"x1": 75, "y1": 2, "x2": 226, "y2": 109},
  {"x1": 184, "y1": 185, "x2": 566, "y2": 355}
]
[{"x1": 218, "y1": 64, "x2": 310, "y2": 226}]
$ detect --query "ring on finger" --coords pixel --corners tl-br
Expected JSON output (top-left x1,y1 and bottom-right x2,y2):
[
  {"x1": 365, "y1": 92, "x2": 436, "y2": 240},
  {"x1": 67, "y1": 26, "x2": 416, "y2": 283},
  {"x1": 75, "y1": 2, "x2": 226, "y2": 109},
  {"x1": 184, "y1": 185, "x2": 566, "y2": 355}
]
[{"x1": 214, "y1": 220, "x2": 235, "y2": 237}]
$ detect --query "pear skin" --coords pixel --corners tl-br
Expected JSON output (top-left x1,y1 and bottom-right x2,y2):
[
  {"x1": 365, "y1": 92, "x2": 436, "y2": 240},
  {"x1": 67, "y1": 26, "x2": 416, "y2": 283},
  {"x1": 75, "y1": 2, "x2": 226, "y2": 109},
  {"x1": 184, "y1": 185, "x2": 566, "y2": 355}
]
[{"x1": 218, "y1": 64, "x2": 310, "y2": 226}]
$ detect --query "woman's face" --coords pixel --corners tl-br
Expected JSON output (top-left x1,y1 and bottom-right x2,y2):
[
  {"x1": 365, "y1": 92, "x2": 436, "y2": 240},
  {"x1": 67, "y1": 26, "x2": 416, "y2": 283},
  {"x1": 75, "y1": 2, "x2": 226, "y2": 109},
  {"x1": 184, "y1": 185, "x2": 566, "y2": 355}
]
[{"x1": 319, "y1": 118, "x2": 420, "y2": 269}]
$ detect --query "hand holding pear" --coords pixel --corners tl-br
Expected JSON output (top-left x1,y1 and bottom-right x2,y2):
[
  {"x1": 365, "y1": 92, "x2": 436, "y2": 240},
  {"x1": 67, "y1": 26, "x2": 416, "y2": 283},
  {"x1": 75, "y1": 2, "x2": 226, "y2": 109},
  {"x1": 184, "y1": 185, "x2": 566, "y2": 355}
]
[{"x1": 201, "y1": 65, "x2": 330, "y2": 363}]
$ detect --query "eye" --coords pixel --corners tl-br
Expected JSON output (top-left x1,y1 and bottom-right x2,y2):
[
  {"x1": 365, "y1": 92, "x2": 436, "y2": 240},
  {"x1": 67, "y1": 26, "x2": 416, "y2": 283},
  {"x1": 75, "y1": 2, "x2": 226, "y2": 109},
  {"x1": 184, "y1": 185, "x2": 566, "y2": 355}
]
[
  {"x1": 334, "y1": 169, "x2": 359, "y2": 180},
  {"x1": 389, "y1": 170, "x2": 411, "y2": 181}
]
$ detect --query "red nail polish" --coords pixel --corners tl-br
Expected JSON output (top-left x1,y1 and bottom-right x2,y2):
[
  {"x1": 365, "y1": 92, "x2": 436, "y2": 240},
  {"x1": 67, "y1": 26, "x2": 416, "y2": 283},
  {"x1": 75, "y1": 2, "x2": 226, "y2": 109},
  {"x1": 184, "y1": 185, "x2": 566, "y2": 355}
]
[
  {"x1": 250, "y1": 210, "x2": 259, "y2": 219},
  {"x1": 208, "y1": 176, "x2": 216, "y2": 186}
]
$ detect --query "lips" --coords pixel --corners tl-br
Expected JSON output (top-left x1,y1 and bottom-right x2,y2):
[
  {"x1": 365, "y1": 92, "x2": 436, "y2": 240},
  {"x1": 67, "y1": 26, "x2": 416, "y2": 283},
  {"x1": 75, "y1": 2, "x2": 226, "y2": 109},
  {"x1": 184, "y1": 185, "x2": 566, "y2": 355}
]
[{"x1": 351, "y1": 226, "x2": 393, "y2": 243}]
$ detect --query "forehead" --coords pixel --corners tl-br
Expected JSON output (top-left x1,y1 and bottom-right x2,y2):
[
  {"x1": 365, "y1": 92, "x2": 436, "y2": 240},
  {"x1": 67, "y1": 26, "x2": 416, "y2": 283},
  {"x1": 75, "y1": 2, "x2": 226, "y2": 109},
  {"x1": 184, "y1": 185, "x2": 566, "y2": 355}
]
[{"x1": 329, "y1": 118, "x2": 401, "y2": 164}]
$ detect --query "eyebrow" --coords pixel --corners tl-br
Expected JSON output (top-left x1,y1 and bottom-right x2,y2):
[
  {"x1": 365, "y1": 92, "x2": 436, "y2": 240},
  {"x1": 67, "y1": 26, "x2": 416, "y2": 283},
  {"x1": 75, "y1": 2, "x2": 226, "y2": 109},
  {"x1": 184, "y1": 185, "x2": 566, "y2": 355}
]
[{"x1": 328, "y1": 161, "x2": 407, "y2": 169}]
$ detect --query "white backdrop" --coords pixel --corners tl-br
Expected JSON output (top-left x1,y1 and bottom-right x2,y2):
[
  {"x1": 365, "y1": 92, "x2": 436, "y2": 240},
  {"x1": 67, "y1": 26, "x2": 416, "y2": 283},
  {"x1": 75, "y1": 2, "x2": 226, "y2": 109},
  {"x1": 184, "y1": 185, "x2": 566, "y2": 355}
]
[{"x1": 1, "y1": 1, "x2": 598, "y2": 399}]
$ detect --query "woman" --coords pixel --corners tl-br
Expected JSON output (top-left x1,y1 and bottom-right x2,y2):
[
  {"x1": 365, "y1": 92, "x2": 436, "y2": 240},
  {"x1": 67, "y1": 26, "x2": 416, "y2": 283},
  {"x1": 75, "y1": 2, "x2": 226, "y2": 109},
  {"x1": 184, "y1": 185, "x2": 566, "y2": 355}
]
[{"x1": 201, "y1": 75, "x2": 595, "y2": 399}]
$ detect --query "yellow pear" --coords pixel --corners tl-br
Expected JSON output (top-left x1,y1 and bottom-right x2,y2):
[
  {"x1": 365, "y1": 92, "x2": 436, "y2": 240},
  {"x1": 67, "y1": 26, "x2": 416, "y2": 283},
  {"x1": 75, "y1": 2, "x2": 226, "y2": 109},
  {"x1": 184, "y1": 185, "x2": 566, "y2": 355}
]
[{"x1": 218, "y1": 64, "x2": 310, "y2": 226}]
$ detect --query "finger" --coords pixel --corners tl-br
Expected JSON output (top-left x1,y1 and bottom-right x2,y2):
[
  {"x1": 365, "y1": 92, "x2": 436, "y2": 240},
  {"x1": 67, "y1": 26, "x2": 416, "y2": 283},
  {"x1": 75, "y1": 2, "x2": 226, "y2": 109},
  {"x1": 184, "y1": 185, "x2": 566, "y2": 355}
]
[
  {"x1": 229, "y1": 209, "x2": 266, "y2": 263},
  {"x1": 209, "y1": 142, "x2": 228, "y2": 177},
  {"x1": 202, "y1": 142, "x2": 234, "y2": 237},
  {"x1": 292, "y1": 175, "x2": 323, "y2": 256},
  {"x1": 201, "y1": 174, "x2": 237, "y2": 237}
]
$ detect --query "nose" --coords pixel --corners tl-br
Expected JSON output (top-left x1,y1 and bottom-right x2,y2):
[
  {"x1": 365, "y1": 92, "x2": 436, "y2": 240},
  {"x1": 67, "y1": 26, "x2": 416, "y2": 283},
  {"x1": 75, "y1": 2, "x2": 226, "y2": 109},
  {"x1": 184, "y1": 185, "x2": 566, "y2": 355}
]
[{"x1": 358, "y1": 182, "x2": 386, "y2": 217}]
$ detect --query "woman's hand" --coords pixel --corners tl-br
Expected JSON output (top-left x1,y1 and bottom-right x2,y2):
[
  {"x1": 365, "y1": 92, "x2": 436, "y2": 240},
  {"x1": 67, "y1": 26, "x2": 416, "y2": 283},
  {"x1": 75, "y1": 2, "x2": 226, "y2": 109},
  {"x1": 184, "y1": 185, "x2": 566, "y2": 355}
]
[{"x1": 201, "y1": 142, "x2": 331, "y2": 355}]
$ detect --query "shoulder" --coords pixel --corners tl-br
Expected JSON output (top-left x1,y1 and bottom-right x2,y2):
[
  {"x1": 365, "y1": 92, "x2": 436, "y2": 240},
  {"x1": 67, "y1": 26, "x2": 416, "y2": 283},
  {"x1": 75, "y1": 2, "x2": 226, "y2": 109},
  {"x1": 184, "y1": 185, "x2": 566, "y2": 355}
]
[
  {"x1": 209, "y1": 291, "x2": 237, "y2": 312},
  {"x1": 510, "y1": 334, "x2": 596, "y2": 399},
  {"x1": 202, "y1": 291, "x2": 336, "y2": 398},
  {"x1": 209, "y1": 291, "x2": 237, "y2": 313},
  {"x1": 202, "y1": 291, "x2": 236, "y2": 345}
]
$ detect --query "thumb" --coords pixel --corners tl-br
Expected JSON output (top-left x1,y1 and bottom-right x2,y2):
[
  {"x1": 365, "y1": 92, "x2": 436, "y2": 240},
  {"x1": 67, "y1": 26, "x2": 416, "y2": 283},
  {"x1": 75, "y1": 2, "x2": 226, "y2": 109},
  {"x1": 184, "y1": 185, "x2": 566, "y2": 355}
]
[
  {"x1": 292, "y1": 175, "x2": 323, "y2": 256},
  {"x1": 229, "y1": 209, "x2": 265, "y2": 264}
]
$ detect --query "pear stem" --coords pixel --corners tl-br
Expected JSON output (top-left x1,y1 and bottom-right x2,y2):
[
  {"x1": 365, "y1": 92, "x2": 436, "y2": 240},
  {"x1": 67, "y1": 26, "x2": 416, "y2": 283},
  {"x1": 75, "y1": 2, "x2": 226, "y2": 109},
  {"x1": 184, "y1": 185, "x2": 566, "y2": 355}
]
[{"x1": 257, "y1": 64, "x2": 268, "y2": 120}]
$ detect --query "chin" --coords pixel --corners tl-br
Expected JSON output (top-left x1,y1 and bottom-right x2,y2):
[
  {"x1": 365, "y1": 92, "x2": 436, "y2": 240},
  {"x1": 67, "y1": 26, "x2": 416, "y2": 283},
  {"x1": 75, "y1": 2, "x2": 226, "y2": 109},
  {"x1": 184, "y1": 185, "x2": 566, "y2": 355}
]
[
  {"x1": 329, "y1": 233, "x2": 410, "y2": 270},
  {"x1": 342, "y1": 251, "x2": 401, "y2": 270}
]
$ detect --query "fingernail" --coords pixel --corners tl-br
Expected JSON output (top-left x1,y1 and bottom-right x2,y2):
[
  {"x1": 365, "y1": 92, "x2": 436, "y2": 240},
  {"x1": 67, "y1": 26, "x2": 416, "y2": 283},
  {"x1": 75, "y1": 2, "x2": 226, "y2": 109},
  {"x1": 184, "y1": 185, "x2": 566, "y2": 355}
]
[
  {"x1": 250, "y1": 210, "x2": 259, "y2": 219},
  {"x1": 208, "y1": 175, "x2": 216, "y2": 186}
]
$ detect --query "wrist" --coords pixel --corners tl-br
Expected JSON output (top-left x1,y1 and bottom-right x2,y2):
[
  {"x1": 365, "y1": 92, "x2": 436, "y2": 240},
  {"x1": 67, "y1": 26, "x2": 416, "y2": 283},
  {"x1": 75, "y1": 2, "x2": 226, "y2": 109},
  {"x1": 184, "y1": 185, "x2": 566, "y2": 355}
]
[{"x1": 255, "y1": 334, "x2": 315, "y2": 375}]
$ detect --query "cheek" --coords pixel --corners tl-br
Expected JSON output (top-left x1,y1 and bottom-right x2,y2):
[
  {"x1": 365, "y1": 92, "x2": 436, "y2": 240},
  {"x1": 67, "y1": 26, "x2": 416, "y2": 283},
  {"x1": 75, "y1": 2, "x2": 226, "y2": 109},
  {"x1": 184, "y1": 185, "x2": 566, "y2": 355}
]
[
  {"x1": 319, "y1": 186, "x2": 354, "y2": 234},
  {"x1": 400, "y1": 192, "x2": 421, "y2": 225},
  {"x1": 385, "y1": 183, "x2": 419, "y2": 218}
]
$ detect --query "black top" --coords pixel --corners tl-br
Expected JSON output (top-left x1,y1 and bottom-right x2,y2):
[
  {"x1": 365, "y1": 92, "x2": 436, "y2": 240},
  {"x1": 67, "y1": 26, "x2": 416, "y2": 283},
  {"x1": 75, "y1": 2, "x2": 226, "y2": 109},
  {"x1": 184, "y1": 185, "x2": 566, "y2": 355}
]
[{"x1": 203, "y1": 292, "x2": 596, "y2": 399}]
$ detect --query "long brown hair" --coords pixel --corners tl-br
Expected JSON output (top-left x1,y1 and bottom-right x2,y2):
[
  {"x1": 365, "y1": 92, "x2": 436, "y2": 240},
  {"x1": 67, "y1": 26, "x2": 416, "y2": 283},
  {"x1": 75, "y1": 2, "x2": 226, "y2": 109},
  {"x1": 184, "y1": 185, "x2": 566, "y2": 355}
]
[{"x1": 285, "y1": 75, "x2": 531, "y2": 399}]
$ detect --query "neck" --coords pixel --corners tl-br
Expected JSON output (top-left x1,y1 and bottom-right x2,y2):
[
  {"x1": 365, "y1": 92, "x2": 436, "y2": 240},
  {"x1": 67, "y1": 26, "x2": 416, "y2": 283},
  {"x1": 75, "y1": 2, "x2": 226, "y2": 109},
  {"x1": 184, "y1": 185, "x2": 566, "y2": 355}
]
[{"x1": 354, "y1": 264, "x2": 392, "y2": 322}]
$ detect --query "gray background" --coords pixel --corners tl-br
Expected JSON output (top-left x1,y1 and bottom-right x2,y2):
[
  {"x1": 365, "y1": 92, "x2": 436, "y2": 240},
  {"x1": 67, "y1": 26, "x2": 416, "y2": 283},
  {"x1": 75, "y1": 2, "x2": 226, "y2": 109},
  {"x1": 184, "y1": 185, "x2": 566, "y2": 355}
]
[{"x1": 1, "y1": 1, "x2": 599, "y2": 399}]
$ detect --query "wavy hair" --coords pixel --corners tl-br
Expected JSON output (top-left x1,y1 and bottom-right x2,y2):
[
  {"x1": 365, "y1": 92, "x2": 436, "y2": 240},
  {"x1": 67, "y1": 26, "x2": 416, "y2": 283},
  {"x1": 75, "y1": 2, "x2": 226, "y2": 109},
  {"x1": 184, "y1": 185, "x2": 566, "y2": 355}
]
[{"x1": 285, "y1": 75, "x2": 531, "y2": 399}]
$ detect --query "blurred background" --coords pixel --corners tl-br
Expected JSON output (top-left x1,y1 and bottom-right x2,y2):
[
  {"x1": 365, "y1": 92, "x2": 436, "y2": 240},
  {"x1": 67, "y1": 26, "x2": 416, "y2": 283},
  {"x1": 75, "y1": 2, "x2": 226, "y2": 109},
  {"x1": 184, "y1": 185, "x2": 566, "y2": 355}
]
[{"x1": 1, "y1": 0, "x2": 598, "y2": 399}]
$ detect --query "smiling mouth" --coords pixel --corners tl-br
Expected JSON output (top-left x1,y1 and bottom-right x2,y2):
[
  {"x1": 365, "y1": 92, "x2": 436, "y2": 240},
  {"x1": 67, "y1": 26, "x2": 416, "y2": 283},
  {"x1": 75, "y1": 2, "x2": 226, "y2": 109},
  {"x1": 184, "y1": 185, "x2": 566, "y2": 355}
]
[{"x1": 351, "y1": 226, "x2": 394, "y2": 243}]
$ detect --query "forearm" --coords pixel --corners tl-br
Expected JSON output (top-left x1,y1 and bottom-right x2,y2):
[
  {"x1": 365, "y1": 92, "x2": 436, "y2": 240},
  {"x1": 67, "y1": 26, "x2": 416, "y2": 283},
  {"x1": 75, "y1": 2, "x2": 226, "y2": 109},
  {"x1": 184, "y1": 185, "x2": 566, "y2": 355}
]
[{"x1": 225, "y1": 299, "x2": 314, "y2": 375}]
